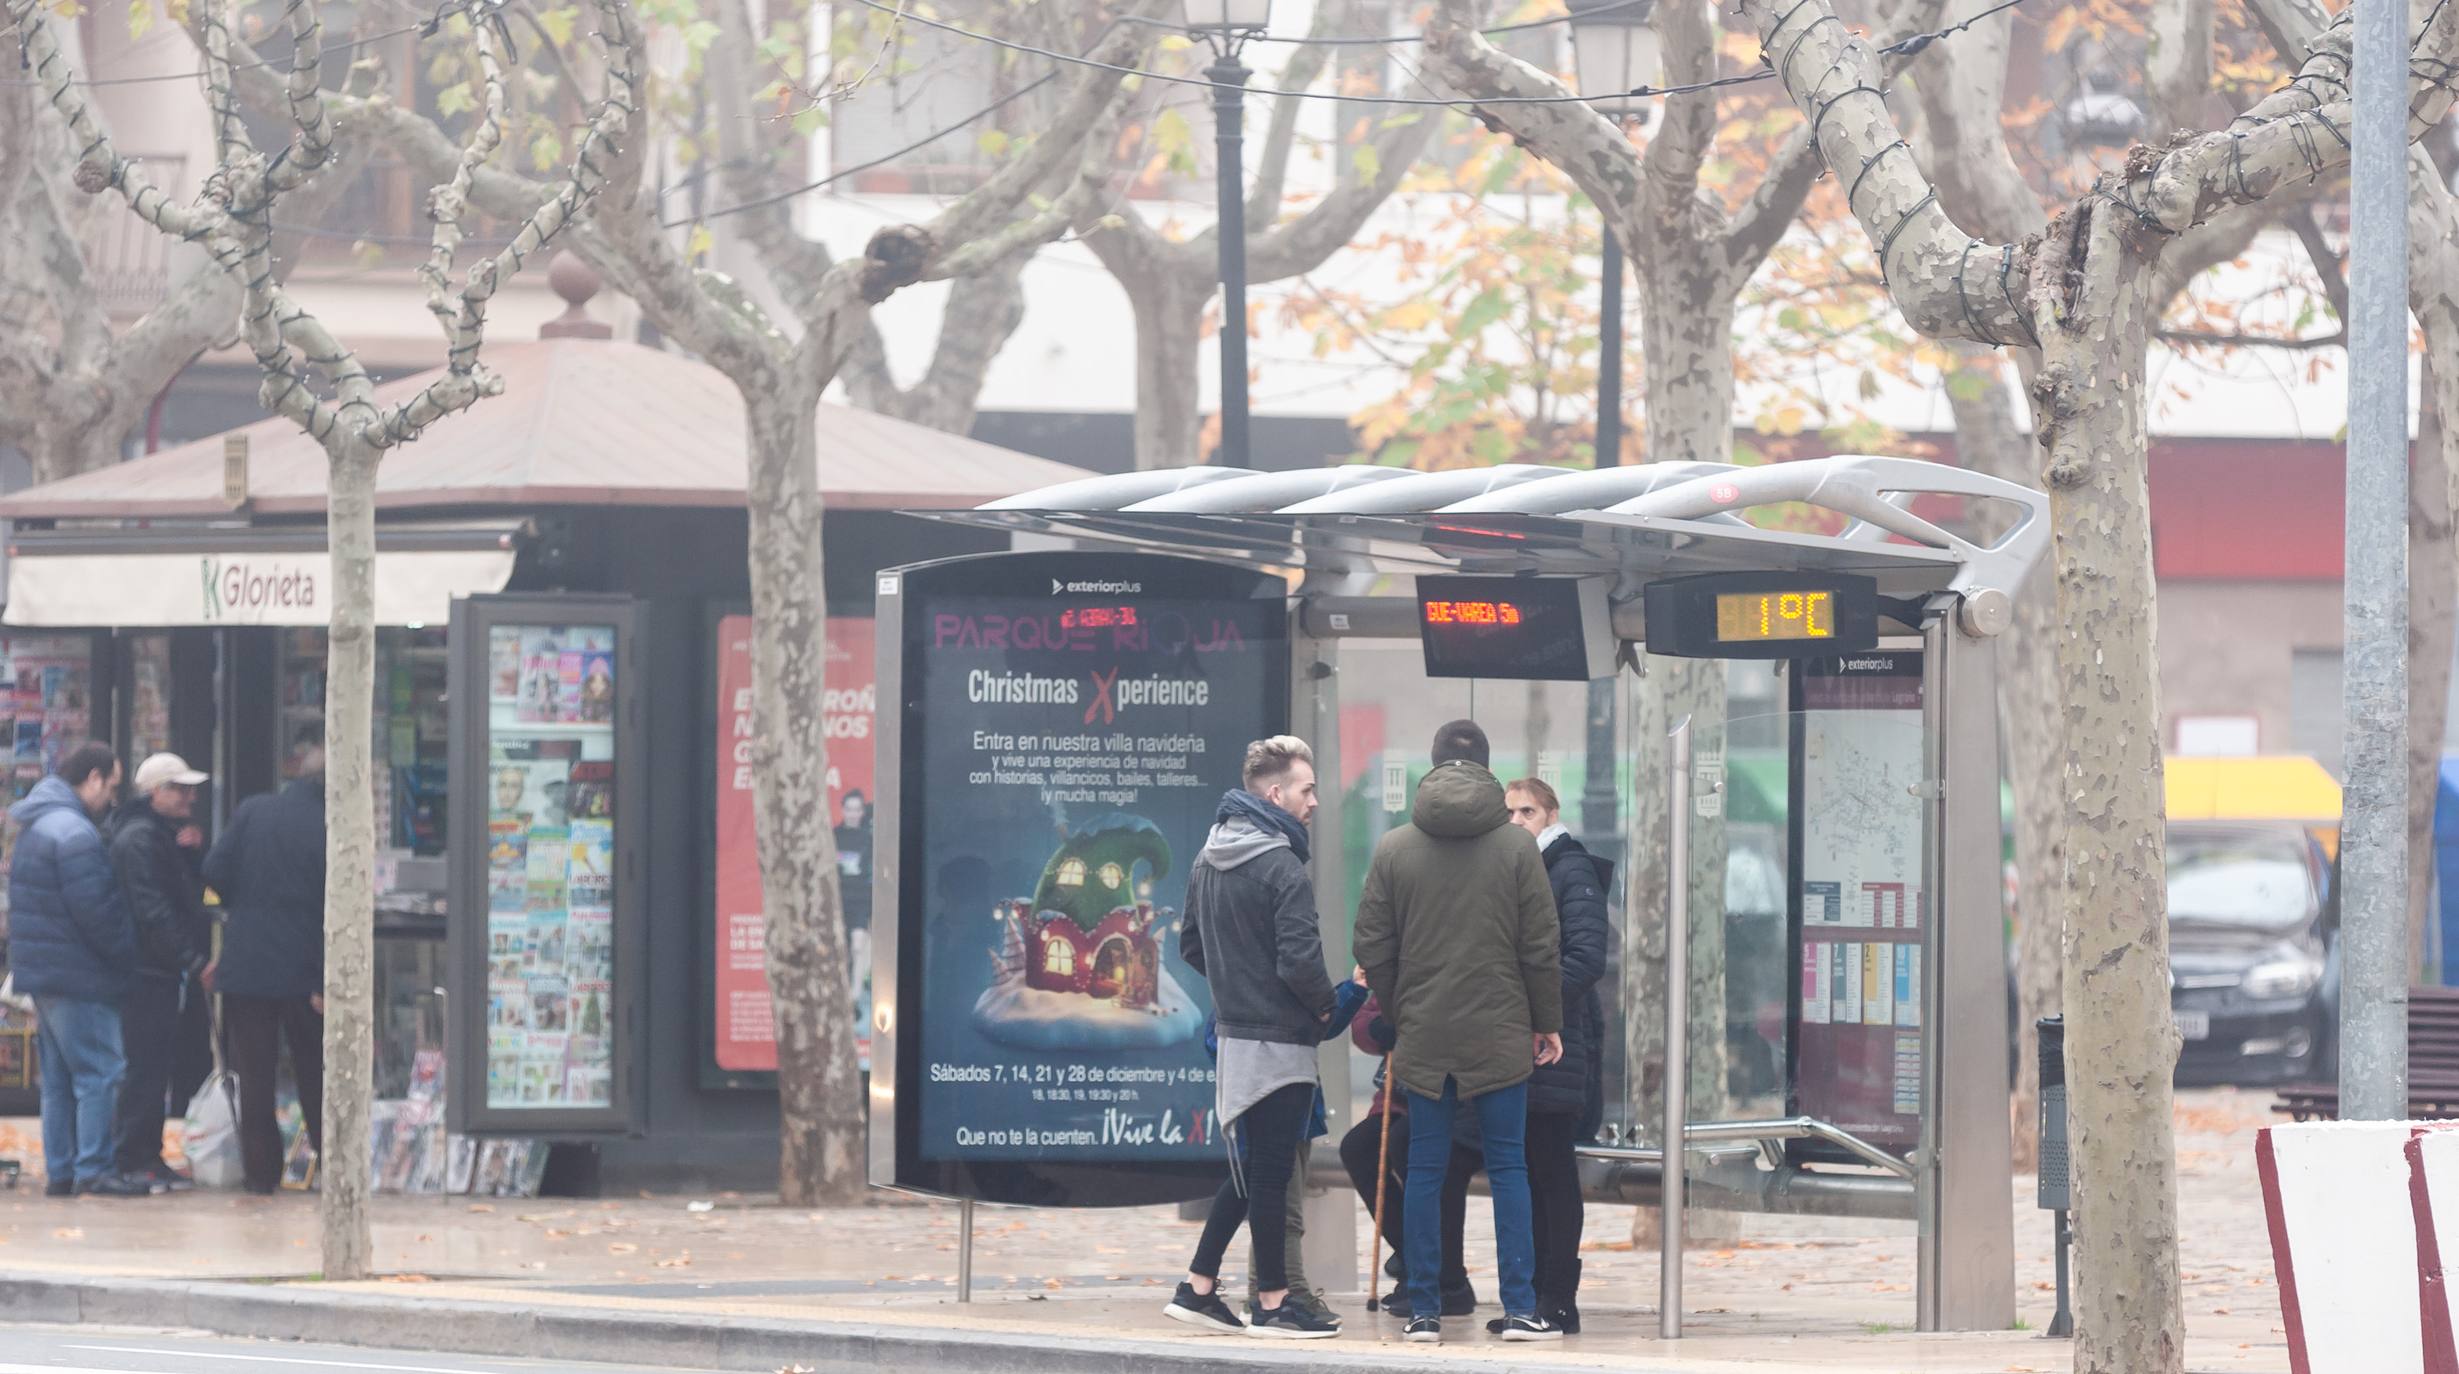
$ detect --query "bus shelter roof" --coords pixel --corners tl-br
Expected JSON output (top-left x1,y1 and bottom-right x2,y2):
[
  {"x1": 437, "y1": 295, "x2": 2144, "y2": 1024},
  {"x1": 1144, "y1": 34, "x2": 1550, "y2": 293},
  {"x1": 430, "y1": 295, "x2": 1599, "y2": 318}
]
[{"x1": 911, "y1": 455, "x2": 2049, "y2": 603}]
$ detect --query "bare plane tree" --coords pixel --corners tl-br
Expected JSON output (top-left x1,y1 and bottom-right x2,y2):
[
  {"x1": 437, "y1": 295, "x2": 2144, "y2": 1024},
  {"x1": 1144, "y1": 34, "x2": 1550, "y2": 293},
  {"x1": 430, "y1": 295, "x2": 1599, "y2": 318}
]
[{"x1": 7, "y1": 0, "x2": 640, "y2": 1278}]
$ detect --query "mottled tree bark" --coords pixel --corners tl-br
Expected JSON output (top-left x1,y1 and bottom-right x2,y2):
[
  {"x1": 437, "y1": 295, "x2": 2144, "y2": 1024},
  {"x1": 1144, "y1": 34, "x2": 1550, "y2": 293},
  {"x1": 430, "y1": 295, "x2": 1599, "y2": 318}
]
[
  {"x1": 2411, "y1": 354, "x2": 2454, "y2": 973},
  {"x1": 2028, "y1": 202, "x2": 2184, "y2": 1374},
  {"x1": 742, "y1": 364, "x2": 867, "y2": 1202},
  {"x1": 321, "y1": 434, "x2": 380, "y2": 1278},
  {"x1": 1944, "y1": 346, "x2": 2062, "y2": 1171}
]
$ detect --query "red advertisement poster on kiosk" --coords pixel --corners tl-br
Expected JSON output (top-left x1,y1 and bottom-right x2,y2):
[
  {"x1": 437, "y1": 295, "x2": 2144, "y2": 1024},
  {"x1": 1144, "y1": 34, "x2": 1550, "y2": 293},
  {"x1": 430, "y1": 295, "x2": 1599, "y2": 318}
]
[{"x1": 713, "y1": 616, "x2": 877, "y2": 1074}]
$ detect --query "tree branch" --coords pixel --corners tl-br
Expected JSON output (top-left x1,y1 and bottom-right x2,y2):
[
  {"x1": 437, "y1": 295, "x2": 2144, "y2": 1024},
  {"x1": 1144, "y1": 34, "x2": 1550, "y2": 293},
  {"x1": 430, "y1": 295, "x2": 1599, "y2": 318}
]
[
  {"x1": 2146, "y1": 0, "x2": 2217, "y2": 139},
  {"x1": 375, "y1": 0, "x2": 640, "y2": 448},
  {"x1": 263, "y1": 0, "x2": 340, "y2": 193},
  {"x1": 1642, "y1": 0, "x2": 1721, "y2": 204},
  {"x1": 2288, "y1": 201, "x2": 2352, "y2": 319}
]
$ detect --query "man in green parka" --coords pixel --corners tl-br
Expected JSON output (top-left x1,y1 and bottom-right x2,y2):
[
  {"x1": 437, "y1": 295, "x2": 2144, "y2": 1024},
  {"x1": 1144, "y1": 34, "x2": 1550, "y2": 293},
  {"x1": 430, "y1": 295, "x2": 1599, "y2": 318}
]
[{"x1": 1354, "y1": 719, "x2": 1563, "y2": 1344}]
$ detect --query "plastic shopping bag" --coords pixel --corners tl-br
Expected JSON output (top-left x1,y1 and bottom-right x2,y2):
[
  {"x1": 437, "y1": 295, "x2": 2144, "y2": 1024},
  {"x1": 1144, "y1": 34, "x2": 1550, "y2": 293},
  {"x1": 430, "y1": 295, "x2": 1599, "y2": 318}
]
[{"x1": 184, "y1": 1067, "x2": 245, "y2": 1189}]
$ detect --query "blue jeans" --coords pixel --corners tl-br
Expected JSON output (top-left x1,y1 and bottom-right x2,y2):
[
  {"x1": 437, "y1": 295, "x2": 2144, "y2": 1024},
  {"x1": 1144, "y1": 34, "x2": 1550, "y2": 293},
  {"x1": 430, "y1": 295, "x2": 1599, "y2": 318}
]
[
  {"x1": 35, "y1": 995, "x2": 126, "y2": 1188},
  {"x1": 1405, "y1": 1076, "x2": 1535, "y2": 1318}
]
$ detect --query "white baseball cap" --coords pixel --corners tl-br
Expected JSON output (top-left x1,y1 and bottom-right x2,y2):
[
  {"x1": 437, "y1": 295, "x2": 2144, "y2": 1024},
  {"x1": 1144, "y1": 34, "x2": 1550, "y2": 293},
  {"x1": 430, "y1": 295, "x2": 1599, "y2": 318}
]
[{"x1": 132, "y1": 753, "x2": 209, "y2": 794}]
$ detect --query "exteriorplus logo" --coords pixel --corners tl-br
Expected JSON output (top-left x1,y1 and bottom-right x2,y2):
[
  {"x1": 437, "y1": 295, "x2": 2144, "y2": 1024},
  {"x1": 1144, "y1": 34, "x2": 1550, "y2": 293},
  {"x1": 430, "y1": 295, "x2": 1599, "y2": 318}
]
[{"x1": 200, "y1": 556, "x2": 319, "y2": 621}]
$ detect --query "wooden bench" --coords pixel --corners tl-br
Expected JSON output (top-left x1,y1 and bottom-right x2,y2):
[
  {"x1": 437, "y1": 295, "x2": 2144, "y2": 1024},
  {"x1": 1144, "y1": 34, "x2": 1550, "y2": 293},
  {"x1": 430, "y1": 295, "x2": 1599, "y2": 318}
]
[{"x1": 2274, "y1": 986, "x2": 2459, "y2": 1122}]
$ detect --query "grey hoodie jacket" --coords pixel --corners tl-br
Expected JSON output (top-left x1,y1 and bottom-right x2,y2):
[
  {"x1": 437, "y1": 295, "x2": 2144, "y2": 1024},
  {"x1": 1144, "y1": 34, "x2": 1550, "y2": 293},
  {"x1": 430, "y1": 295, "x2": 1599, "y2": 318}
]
[{"x1": 1179, "y1": 815, "x2": 1339, "y2": 1046}]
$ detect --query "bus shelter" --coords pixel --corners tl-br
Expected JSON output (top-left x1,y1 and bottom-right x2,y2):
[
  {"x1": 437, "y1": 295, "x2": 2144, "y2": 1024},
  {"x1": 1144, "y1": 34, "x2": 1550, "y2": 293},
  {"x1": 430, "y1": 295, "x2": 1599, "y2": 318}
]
[{"x1": 868, "y1": 456, "x2": 2047, "y2": 1334}]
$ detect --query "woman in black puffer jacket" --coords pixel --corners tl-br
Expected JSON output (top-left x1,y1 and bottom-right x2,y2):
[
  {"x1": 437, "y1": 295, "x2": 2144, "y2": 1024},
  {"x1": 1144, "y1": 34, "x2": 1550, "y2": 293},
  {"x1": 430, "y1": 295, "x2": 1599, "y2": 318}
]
[{"x1": 1501, "y1": 777, "x2": 1612, "y2": 1334}]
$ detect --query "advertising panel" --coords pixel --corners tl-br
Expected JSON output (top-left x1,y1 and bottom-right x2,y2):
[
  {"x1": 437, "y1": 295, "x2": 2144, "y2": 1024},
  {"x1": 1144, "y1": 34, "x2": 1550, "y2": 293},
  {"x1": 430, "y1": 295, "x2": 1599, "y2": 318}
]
[
  {"x1": 711, "y1": 616, "x2": 877, "y2": 1076},
  {"x1": 1789, "y1": 651, "x2": 1926, "y2": 1153},
  {"x1": 880, "y1": 552, "x2": 1289, "y2": 1206}
]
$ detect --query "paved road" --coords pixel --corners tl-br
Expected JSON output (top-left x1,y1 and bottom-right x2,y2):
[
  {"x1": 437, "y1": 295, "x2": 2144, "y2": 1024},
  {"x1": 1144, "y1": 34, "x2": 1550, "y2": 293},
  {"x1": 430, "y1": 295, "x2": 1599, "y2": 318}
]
[{"x1": 0, "y1": 1327, "x2": 723, "y2": 1374}]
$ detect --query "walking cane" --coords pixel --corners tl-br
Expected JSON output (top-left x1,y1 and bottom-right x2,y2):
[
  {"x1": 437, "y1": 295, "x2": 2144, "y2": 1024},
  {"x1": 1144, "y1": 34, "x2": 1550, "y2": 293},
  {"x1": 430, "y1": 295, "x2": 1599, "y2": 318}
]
[{"x1": 1366, "y1": 1049, "x2": 1397, "y2": 1313}]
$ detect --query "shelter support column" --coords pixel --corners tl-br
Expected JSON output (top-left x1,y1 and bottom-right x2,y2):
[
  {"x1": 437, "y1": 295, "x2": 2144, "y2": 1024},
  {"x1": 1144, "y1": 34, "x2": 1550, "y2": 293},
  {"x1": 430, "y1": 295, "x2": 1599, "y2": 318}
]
[
  {"x1": 1292, "y1": 620, "x2": 1359, "y2": 1292},
  {"x1": 1918, "y1": 615, "x2": 2016, "y2": 1330}
]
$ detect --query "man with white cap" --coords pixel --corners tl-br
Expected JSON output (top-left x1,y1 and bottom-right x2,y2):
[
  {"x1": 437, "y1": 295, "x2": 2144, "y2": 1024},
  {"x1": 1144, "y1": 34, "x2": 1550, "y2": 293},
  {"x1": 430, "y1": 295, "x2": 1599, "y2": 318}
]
[{"x1": 107, "y1": 752, "x2": 212, "y2": 1189}]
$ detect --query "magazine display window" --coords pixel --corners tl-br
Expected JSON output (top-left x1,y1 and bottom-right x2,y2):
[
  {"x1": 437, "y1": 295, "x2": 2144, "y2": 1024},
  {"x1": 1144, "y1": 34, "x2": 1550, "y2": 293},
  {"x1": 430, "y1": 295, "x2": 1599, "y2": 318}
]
[{"x1": 447, "y1": 596, "x2": 642, "y2": 1135}]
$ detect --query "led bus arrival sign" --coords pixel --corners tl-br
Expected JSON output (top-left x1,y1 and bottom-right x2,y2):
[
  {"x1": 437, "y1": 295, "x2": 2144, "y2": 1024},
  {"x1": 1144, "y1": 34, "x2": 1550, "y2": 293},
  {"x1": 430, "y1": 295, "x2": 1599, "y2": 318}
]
[{"x1": 1415, "y1": 575, "x2": 1617, "y2": 681}]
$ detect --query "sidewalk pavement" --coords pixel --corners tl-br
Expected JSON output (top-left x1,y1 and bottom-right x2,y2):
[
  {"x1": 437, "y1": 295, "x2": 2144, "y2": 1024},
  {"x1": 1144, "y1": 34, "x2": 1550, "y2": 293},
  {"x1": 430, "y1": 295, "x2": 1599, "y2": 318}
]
[{"x1": 0, "y1": 1089, "x2": 2292, "y2": 1373}]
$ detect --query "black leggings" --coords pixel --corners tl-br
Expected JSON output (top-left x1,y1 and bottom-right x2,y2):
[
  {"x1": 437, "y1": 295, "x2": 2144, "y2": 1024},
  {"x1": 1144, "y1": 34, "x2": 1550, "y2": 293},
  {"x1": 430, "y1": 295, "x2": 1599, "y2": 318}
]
[
  {"x1": 1190, "y1": 1081, "x2": 1314, "y2": 1293},
  {"x1": 1526, "y1": 1109, "x2": 1585, "y2": 1306},
  {"x1": 1337, "y1": 1109, "x2": 1477, "y2": 1290}
]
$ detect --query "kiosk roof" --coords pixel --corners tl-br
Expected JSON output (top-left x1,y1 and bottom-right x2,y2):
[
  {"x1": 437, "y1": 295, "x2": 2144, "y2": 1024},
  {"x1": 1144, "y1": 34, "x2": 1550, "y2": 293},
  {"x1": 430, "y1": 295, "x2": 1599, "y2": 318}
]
[{"x1": 0, "y1": 337, "x2": 1093, "y2": 521}]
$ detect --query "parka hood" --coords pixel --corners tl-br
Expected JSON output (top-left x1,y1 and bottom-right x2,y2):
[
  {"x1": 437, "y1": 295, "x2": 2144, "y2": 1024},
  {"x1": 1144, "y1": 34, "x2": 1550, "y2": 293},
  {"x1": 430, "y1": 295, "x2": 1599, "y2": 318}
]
[{"x1": 1412, "y1": 761, "x2": 1508, "y2": 839}]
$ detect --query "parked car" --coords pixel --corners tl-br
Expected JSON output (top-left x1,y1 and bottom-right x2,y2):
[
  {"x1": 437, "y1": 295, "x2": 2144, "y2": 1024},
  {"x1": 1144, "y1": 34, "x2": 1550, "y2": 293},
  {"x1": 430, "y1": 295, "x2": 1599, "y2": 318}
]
[{"x1": 2165, "y1": 821, "x2": 2336, "y2": 1086}]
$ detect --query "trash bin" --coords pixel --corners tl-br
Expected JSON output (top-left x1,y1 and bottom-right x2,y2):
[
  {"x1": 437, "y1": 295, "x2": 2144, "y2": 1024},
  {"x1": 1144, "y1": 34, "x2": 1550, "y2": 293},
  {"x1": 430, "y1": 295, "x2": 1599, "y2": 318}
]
[{"x1": 2037, "y1": 1014, "x2": 2068, "y2": 1212}]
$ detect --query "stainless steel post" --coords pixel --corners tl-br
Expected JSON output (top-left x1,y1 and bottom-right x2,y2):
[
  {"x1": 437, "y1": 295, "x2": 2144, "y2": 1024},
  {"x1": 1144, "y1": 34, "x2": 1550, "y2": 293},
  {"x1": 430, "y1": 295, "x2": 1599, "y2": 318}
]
[
  {"x1": 2339, "y1": 0, "x2": 2414, "y2": 1122},
  {"x1": 1661, "y1": 715, "x2": 1692, "y2": 1340},
  {"x1": 957, "y1": 1197, "x2": 975, "y2": 1302}
]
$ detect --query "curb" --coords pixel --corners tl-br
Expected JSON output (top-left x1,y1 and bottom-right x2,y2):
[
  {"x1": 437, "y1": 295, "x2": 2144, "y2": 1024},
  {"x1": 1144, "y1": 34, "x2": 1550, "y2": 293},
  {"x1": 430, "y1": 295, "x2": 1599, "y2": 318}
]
[{"x1": 0, "y1": 1273, "x2": 1621, "y2": 1373}]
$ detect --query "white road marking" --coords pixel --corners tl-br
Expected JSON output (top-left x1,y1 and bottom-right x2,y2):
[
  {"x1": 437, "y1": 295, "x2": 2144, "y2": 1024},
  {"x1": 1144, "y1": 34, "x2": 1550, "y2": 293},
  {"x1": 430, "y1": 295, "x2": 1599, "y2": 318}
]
[{"x1": 57, "y1": 1346, "x2": 539, "y2": 1374}]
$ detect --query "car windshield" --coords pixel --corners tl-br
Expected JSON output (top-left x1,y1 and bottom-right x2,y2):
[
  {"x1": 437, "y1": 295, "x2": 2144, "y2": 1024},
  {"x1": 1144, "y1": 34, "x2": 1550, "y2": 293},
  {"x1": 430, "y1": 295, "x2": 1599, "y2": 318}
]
[{"x1": 2166, "y1": 831, "x2": 2316, "y2": 930}]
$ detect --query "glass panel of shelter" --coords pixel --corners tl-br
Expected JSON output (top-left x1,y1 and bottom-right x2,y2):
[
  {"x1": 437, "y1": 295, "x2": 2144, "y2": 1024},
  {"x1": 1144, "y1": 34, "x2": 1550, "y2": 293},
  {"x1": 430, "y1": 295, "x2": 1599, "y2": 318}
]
[{"x1": 1653, "y1": 658, "x2": 1920, "y2": 1327}]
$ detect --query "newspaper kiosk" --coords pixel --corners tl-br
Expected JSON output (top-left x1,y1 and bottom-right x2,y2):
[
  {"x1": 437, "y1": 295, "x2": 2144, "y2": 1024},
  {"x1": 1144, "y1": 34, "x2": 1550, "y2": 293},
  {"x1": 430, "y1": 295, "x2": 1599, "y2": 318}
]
[{"x1": 870, "y1": 456, "x2": 2047, "y2": 1334}]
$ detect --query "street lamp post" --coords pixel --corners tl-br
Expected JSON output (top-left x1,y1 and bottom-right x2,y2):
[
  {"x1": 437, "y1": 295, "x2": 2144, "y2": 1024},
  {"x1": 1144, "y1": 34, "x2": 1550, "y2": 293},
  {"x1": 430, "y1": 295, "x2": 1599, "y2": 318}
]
[
  {"x1": 1185, "y1": 0, "x2": 1276, "y2": 467},
  {"x1": 1570, "y1": 0, "x2": 1659, "y2": 857}
]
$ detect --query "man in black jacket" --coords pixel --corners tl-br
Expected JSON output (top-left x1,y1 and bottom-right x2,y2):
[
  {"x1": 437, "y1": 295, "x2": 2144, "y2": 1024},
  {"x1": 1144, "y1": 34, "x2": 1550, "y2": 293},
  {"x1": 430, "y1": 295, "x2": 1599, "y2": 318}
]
[
  {"x1": 202, "y1": 755, "x2": 327, "y2": 1194},
  {"x1": 1501, "y1": 777, "x2": 1612, "y2": 1334},
  {"x1": 107, "y1": 753, "x2": 212, "y2": 1189},
  {"x1": 1163, "y1": 735, "x2": 1341, "y2": 1341}
]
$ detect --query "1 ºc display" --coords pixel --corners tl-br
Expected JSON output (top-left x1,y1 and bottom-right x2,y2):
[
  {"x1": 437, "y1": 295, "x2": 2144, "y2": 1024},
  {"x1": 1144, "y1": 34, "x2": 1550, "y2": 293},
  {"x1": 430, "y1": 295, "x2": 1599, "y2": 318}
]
[{"x1": 1715, "y1": 589, "x2": 1836, "y2": 642}]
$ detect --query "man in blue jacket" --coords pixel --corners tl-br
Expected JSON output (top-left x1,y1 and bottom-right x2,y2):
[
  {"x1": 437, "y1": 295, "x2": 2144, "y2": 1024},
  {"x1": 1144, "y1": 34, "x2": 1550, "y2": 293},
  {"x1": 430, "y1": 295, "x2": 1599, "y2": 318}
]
[{"x1": 8, "y1": 742, "x2": 147, "y2": 1197}]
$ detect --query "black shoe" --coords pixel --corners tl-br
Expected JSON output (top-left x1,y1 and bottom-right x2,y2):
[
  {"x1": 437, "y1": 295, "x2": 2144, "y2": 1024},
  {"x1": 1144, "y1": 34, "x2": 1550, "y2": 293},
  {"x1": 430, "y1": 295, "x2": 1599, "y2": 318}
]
[
  {"x1": 1245, "y1": 1300, "x2": 1340, "y2": 1339},
  {"x1": 1382, "y1": 1281, "x2": 1477, "y2": 1320},
  {"x1": 76, "y1": 1173, "x2": 160, "y2": 1198},
  {"x1": 1403, "y1": 1317, "x2": 1441, "y2": 1343},
  {"x1": 1162, "y1": 1281, "x2": 1245, "y2": 1334},
  {"x1": 1549, "y1": 1302, "x2": 1582, "y2": 1335},
  {"x1": 147, "y1": 1167, "x2": 196, "y2": 1193},
  {"x1": 1499, "y1": 1313, "x2": 1565, "y2": 1342},
  {"x1": 44, "y1": 1177, "x2": 72, "y2": 1198}
]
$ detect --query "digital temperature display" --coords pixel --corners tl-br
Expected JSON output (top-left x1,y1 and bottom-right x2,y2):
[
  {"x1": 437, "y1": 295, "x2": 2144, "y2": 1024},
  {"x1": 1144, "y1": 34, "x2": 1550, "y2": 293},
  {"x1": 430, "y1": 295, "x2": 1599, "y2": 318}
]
[
  {"x1": 1714, "y1": 590, "x2": 1835, "y2": 642},
  {"x1": 1644, "y1": 573, "x2": 1880, "y2": 659},
  {"x1": 1416, "y1": 576, "x2": 1615, "y2": 682}
]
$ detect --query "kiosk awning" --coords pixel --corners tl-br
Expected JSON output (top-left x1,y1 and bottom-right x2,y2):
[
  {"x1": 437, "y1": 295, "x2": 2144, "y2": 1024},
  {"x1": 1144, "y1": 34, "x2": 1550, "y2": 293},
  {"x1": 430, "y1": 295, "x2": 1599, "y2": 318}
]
[{"x1": 2, "y1": 521, "x2": 524, "y2": 628}]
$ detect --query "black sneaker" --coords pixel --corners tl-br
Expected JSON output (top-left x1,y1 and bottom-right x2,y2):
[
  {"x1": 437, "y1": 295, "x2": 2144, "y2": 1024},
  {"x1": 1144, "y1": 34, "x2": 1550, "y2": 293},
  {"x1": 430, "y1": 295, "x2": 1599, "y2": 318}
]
[
  {"x1": 76, "y1": 1173, "x2": 159, "y2": 1198},
  {"x1": 1550, "y1": 1303, "x2": 1582, "y2": 1335},
  {"x1": 1382, "y1": 1281, "x2": 1477, "y2": 1320},
  {"x1": 1162, "y1": 1281, "x2": 1245, "y2": 1334},
  {"x1": 1403, "y1": 1316, "x2": 1441, "y2": 1343},
  {"x1": 1245, "y1": 1300, "x2": 1340, "y2": 1339},
  {"x1": 44, "y1": 1177, "x2": 73, "y2": 1198},
  {"x1": 1499, "y1": 1313, "x2": 1565, "y2": 1342},
  {"x1": 147, "y1": 1167, "x2": 196, "y2": 1193}
]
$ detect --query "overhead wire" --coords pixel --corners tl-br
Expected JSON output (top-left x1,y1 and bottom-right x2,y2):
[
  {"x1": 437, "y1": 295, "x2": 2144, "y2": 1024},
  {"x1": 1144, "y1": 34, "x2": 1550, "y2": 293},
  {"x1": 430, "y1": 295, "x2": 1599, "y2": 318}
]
[
  {"x1": 2, "y1": 18, "x2": 431, "y2": 86},
  {"x1": 843, "y1": 0, "x2": 2035, "y2": 109}
]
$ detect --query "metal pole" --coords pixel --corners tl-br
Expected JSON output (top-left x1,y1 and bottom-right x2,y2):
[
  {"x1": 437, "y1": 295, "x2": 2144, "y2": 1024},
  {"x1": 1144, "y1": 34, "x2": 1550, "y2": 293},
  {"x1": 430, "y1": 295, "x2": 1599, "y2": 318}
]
[
  {"x1": 1661, "y1": 715, "x2": 1691, "y2": 1340},
  {"x1": 1207, "y1": 54, "x2": 1253, "y2": 468},
  {"x1": 1581, "y1": 227, "x2": 1625, "y2": 864},
  {"x1": 957, "y1": 1196, "x2": 975, "y2": 1302},
  {"x1": 2340, "y1": 0, "x2": 2413, "y2": 1121}
]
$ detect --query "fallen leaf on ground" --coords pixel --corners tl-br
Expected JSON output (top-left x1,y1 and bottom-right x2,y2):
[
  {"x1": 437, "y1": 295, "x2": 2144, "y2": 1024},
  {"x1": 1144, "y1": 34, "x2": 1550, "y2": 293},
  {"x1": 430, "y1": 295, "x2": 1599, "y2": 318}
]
[
  {"x1": 608, "y1": 1242, "x2": 638, "y2": 1254},
  {"x1": 51, "y1": 1228, "x2": 82, "y2": 1240}
]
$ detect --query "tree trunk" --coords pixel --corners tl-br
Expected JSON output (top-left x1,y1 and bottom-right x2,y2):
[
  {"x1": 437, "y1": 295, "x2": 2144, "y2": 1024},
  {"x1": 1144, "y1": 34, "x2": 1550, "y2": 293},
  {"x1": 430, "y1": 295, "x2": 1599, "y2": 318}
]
[
  {"x1": 742, "y1": 374, "x2": 866, "y2": 1206},
  {"x1": 2030, "y1": 207, "x2": 2183, "y2": 1374},
  {"x1": 1621, "y1": 656, "x2": 1732, "y2": 1246},
  {"x1": 2409, "y1": 350, "x2": 2454, "y2": 975},
  {"x1": 320, "y1": 432, "x2": 380, "y2": 1281},
  {"x1": 1127, "y1": 267, "x2": 1210, "y2": 469},
  {"x1": 1634, "y1": 266, "x2": 1738, "y2": 464},
  {"x1": 23, "y1": 397, "x2": 130, "y2": 483},
  {"x1": 1944, "y1": 345, "x2": 2063, "y2": 1172}
]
